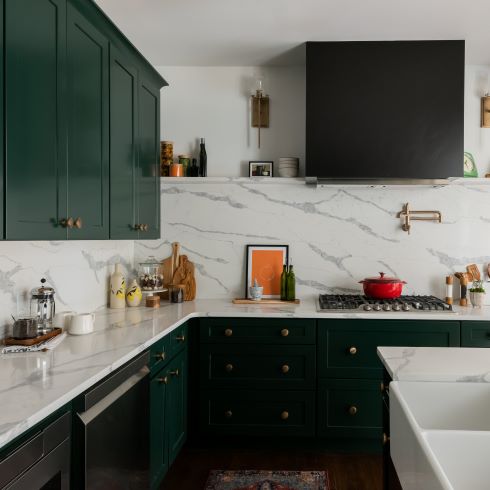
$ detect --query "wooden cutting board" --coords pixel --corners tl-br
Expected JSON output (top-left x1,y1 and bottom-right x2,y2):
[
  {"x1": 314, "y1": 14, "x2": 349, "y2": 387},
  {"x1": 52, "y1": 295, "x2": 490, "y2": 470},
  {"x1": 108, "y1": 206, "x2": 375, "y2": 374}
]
[
  {"x1": 172, "y1": 255, "x2": 196, "y2": 301},
  {"x1": 161, "y1": 242, "x2": 180, "y2": 297}
]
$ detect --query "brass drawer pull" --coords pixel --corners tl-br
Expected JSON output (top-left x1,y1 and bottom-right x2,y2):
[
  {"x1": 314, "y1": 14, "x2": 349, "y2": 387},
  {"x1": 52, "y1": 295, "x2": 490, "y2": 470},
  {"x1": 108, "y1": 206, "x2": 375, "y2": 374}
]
[
  {"x1": 225, "y1": 363, "x2": 234, "y2": 372},
  {"x1": 176, "y1": 334, "x2": 185, "y2": 342},
  {"x1": 74, "y1": 217, "x2": 83, "y2": 229},
  {"x1": 348, "y1": 405, "x2": 358, "y2": 416},
  {"x1": 349, "y1": 346, "x2": 357, "y2": 355},
  {"x1": 157, "y1": 376, "x2": 168, "y2": 385},
  {"x1": 153, "y1": 351, "x2": 166, "y2": 361},
  {"x1": 383, "y1": 433, "x2": 390, "y2": 445},
  {"x1": 280, "y1": 411, "x2": 289, "y2": 420},
  {"x1": 169, "y1": 369, "x2": 180, "y2": 377},
  {"x1": 225, "y1": 410, "x2": 233, "y2": 418},
  {"x1": 281, "y1": 329, "x2": 289, "y2": 337},
  {"x1": 224, "y1": 328, "x2": 233, "y2": 337},
  {"x1": 60, "y1": 217, "x2": 74, "y2": 229},
  {"x1": 281, "y1": 364, "x2": 290, "y2": 374}
]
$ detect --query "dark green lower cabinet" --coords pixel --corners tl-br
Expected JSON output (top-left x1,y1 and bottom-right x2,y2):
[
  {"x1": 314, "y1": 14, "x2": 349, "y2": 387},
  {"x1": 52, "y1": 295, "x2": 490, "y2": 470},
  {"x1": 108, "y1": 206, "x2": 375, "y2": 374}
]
[
  {"x1": 317, "y1": 379, "x2": 382, "y2": 439},
  {"x1": 461, "y1": 321, "x2": 490, "y2": 347},
  {"x1": 150, "y1": 348, "x2": 187, "y2": 489}
]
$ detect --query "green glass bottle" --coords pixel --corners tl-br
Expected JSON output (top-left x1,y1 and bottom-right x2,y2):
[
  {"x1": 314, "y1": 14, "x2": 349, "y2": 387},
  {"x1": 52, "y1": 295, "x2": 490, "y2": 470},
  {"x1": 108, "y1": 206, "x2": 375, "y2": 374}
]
[
  {"x1": 280, "y1": 264, "x2": 288, "y2": 301},
  {"x1": 286, "y1": 263, "x2": 296, "y2": 301}
]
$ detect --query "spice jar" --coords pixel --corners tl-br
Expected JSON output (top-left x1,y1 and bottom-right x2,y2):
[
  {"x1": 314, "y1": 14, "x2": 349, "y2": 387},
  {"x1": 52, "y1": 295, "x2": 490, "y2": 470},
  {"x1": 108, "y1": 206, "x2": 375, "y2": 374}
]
[
  {"x1": 138, "y1": 257, "x2": 164, "y2": 291},
  {"x1": 170, "y1": 284, "x2": 185, "y2": 303},
  {"x1": 178, "y1": 155, "x2": 191, "y2": 176},
  {"x1": 160, "y1": 141, "x2": 173, "y2": 177},
  {"x1": 169, "y1": 163, "x2": 183, "y2": 177}
]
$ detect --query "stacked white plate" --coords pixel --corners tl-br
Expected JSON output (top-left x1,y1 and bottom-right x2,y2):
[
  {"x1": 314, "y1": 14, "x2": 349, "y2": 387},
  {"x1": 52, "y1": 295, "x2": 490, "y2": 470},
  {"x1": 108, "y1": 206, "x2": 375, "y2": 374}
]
[{"x1": 278, "y1": 157, "x2": 299, "y2": 177}]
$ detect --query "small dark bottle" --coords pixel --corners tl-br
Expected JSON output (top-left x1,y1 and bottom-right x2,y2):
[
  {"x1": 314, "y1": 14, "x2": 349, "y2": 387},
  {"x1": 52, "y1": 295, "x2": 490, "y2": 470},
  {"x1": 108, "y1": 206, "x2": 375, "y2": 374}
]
[
  {"x1": 189, "y1": 158, "x2": 199, "y2": 177},
  {"x1": 280, "y1": 264, "x2": 288, "y2": 301},
  {"x1": 199, "y1": 138, "x2": 207, "y2": 177},
  {"x1": 286, "y1": 262, "x2": 296, "y2": 301}
]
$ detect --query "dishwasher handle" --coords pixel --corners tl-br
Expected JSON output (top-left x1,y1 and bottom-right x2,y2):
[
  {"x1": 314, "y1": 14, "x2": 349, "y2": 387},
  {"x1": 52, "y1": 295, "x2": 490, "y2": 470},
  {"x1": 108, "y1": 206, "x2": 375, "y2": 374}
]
[{"x1": 77, "y1": 350, "x2": 150, "y2": 412}]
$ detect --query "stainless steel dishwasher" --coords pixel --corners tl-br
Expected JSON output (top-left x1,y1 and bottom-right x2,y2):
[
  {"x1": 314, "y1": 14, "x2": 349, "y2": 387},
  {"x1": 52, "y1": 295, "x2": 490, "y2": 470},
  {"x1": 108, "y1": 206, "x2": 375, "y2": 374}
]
[{"x1": 73, "y1": 351, "x2": 150, "y2": 489}]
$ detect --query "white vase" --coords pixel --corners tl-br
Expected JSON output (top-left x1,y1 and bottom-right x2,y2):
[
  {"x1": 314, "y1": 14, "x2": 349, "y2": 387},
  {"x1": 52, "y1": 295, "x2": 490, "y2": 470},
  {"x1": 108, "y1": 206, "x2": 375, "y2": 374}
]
[
  {"x1": 126, "y1": 279, "x2": 142, "y2": 307},
  {"x1": 470, "y1": 291, "x2": 485, "y2": 308},
  {"x1": 110, "y1": 264, "x2": 126, "y2": 309}
]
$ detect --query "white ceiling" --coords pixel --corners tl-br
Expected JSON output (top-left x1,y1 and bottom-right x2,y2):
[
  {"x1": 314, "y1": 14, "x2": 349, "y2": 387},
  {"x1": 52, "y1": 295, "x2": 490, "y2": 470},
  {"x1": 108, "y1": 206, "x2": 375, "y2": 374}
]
[{"x1": 95, "y1": 0, "x2": 490, "y2": 66}]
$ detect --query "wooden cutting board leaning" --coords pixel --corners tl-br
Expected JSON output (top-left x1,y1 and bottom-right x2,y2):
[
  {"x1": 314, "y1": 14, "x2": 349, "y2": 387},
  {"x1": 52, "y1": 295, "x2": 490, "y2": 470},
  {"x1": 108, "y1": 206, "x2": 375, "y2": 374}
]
[{"x1": 160, "y1": 242, "x2": 196, "y2": 301}]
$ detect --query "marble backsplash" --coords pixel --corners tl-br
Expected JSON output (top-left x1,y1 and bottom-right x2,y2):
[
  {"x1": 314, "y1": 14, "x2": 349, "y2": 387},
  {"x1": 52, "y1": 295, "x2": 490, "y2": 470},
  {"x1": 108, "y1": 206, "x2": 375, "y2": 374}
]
[
  {"x1": 0, "y1": 241, "x2": 134, "y2": 338},
  {"x1": 136, "y1": 179, "x2": 490, "y2": 304}
]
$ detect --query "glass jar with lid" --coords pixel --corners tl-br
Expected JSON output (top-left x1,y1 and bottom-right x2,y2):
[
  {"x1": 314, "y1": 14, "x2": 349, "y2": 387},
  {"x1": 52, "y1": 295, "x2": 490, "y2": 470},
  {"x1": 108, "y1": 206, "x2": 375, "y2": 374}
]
[{"x1": 138, "y1": 257, "x2": 164, "y2": 291}]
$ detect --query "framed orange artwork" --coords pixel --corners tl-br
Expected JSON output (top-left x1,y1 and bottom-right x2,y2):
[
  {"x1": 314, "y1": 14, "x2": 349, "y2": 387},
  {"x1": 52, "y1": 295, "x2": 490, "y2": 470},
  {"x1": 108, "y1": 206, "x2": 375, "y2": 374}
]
[{"x1": 246, "y1": 245, "x2": 289, "y2": 299}]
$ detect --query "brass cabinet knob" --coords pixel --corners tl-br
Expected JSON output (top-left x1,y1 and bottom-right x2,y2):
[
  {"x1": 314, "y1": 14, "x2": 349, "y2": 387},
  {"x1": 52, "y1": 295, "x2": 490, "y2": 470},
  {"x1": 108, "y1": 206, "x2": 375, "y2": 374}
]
[
  {"x1": 153, "y1": 351, "x2": 166, "y2": 361},
  {"x1": 281, "y1": 364, "x2": 290, "y2": 374},
  {"x1": 281, "y1": 329, "x2": 289, "y2": 337},
  {"x1": 383, "y1": 433, "x2": 390, "y2": 445},
  {"x1": 74, "y1": 217, "x2": 83, "y2": 229},
  {"x1": 60, "y1": 217, "x2": 74, "y2": 229},
  {"x1": 157, "y1": 376, "x2": 168, "y2": 385},
  {"x1": 142, "y1": 224, "x2": 149, "y2": 232},
  {"x1": 349, "y1": 346, "x2": 357, "y2": 355},
  {"x1": 169, "y1": 369, "x2": 180, "y2": 377},
  {"x1": 134, "y1": 224, "x2": 141, "y2": 231},
  {"x1": 380, "y1": 382, "x2": 385, "y2": 393},
  {"x1": 348, "y1": 405, "x2": 358, "y2": 416},
  {"x1": 224, "y1": 328, "x2": 233, "y2": 337},
  {"x1": 280, "y1": 411, "x2": 289, "y2": 420},
  {"x1": 225, "y1": 363, "x2": 234, "y2": 372},
  {"x1": 176, "y1": 335, "x2": 185, "y2": 342},
  {"x1": 225, "y1": 410, "x2": 233, "y2": 418}
]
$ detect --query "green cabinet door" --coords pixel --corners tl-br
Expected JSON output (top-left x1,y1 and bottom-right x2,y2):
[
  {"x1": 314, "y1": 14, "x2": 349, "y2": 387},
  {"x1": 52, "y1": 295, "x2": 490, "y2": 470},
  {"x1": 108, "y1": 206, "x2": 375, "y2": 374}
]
[
  {"x1": 461, "y1": 321, "x2": 490, "y2": 347},
  {"x1": 167, "y1": 349, "x2": 187, "y2": 466},
  {"x1": 5, "y1": 0, "x2": 67, "y2": 240},
  {"x1": 137, "y1": 78, "x2": 161, "y2": 239},
  {"x1": 66, "y1": 4, "x2": 109, "y2": 239},
  {"x1": 109, "y1": 46, "x2": 138, "y2": 239},
  {"x1": 150, "y1": 371, "x2": 169, "y2": 489}
]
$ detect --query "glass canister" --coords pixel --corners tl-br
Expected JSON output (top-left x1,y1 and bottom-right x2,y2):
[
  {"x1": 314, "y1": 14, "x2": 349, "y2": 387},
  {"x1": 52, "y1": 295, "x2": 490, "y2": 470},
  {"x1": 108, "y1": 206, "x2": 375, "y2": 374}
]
[
  {"x1": 160, "y1": 141, "x2": 173, "y2": 177},
  {"x1": 138, "y1": 257, "x2": 164, "y2": 291},
  {"x1": 178, "y1": 155, "x2": 191, "y2": 176}
]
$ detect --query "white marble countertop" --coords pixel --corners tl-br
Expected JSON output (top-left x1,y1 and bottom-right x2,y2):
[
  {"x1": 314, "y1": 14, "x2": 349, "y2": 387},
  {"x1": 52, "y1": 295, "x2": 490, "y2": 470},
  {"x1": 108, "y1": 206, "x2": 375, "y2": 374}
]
[
  {"x1": 378, "y1": 346, "x2": 490, "y2": 382},
  {"x1": 1, "y1": 296, "x2": 490, "y2": 451}
]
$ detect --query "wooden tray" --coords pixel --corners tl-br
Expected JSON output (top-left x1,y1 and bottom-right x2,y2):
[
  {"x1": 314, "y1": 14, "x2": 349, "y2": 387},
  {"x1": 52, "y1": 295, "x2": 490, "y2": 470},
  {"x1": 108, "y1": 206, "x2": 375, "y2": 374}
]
[
  {"x1": 233, "y1": 298, "x2": 300, "y2": 305},
  {"x1": 5, "y1": 328, "x2": 63, "y2": 347}
]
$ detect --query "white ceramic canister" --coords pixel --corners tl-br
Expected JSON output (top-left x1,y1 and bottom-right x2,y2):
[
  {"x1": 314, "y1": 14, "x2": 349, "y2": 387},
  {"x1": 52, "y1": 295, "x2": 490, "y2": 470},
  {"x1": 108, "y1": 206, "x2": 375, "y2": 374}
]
[{"x1": 69, "y1": 313, "x2": 95, "y2": 335}]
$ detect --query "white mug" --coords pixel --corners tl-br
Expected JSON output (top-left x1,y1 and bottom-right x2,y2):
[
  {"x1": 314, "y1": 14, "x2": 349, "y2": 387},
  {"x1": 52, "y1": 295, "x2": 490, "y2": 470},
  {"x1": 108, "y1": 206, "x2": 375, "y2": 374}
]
[
  {"x1": 54, "y1": 311, "x2": 74, "y2": 330},
  {"x1": 69, "y1": 313, "x2": 95, "y2": 336}
]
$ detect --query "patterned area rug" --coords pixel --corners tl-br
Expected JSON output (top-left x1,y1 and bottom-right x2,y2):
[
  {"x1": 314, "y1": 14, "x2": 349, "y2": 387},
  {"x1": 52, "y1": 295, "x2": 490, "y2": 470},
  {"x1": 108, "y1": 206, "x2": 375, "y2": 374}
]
[{"x1": 204, "y1": 470, "x2": 330, "y2": 490}]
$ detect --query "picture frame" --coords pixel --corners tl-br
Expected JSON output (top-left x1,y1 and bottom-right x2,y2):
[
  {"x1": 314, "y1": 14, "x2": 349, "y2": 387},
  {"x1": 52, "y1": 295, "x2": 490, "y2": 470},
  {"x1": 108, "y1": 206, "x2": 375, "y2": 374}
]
[
  {"x1": 245, "y1": 244, "x2": 289, "y2": 299},
  {"x1": 249, "y1": 161, "x2": 273, "y2": 177}
]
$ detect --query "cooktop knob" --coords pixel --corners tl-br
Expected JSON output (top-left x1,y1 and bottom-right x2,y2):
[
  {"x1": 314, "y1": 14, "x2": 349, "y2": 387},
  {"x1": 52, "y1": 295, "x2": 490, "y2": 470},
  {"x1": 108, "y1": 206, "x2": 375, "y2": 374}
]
[
  {"x1": 373, "y1": 304, "x2": 382, "y2": 311},
  {"x1": 402, "y1": 303, "x2": 410, "y2": 311},
  {"x1": 383, "y1": 304, "x2": 392, "y2": 311},
  {"x1": 363, "y1": 304, "x2": 372, "y2": 311},
  {"x1": 393, "y1": 304, "x2": 401, "y2": 311}
]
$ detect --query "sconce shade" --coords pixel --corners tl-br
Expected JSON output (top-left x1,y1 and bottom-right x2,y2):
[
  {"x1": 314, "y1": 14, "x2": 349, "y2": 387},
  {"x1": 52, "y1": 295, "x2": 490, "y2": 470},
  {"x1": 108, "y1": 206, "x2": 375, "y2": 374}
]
[
  {"x1": 481, "y1": 94, "x2": 490, "y2": 128},
  {"x1": 251, "y1": 95, "x2": 270, "y2": 128}
]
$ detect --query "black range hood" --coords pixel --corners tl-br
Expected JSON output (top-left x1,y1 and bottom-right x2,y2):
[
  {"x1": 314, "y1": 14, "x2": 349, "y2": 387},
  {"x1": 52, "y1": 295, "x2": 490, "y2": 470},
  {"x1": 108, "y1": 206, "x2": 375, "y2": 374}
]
[{"x1": 305, "y1": 41, "x2": 465, "y2": 185}]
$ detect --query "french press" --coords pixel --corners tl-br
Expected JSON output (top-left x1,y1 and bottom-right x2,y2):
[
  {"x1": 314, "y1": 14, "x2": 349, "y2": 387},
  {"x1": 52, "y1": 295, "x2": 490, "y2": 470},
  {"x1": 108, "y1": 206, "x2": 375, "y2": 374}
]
[{"x1": 30, "y1": 278, "x2": 56, "y2": 335}]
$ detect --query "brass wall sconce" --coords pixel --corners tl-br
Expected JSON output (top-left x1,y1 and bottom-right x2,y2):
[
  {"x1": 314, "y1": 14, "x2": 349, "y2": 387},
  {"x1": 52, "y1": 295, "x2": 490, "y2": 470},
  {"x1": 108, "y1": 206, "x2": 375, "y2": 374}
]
[
  {"x1": 251, "y1": 76, "x2": 269, "y2": 148},
  {"x1": 482, "y1": 93, "x2": 490, "y2": 128},
  {"x1": 397, "y1": 203, "x2": 442, "y2": 234}
]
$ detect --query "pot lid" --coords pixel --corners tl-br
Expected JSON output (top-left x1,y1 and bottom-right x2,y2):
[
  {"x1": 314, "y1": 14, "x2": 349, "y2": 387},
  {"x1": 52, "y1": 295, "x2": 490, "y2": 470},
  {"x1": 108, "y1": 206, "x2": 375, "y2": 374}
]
[
  {"x1": 360, "y1": 272, "x2": 405, "y2": 284},
  {"x1": 31, "y1": 278, "x2": 55, "y2": 298}
]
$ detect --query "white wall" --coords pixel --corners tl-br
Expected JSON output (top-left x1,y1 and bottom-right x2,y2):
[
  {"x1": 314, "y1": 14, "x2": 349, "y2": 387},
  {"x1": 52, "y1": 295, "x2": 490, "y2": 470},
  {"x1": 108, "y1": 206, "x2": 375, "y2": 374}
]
[{"x1": 158, "y1": 66, "x2": 306, "y2": 176}]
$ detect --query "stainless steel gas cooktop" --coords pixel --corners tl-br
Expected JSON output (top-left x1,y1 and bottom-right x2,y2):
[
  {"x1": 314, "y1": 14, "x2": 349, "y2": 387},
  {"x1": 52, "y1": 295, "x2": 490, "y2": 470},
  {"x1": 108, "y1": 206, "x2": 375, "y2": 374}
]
[{"x1": 317, "y1": 294, "x2": 453, "y2": 313}]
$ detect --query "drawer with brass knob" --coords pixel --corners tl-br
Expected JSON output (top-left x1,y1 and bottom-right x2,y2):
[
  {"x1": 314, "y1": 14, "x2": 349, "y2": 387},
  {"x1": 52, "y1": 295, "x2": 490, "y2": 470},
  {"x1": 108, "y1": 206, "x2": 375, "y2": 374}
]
[
  {"x1": 168, "y1": 323, "x2": 188, "y2": 358},
  {"x1": 149, "y1": 336, "x2": 170, "y2": 374},
  {"x1": 201, "y1": 389, "x2": 315, "y2": 436},
  {"x1": 317, "y1": 378, "x2": 383, "y2": 439},
  {"x1": 200, "y1": 344, "x2": 315, "y2": 389},
  {"x1": 199, "y1": 318, "x2": 316, "y2": 345}
]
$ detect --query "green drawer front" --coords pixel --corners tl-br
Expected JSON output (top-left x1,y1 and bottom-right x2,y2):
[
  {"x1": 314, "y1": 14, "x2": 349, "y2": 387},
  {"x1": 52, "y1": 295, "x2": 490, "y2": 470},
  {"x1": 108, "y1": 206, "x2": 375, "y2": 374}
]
[
  {"x1": 150, "y1": 336, "x2": 170, "y2": 374},
  {"x1": 200, "y1": 318, "x2": 316, "y2": 344},
  {"x1": 317, "y1": 379, "x2": 382, "y2": 439},
  {"x1": 200, "y1": 344, "x2": 316, "y2": 389},
  {"x1": 168, "y1": 323, "x2": 188, "y2": 358},
  {"x1": 200, "y1": 389, "x2": 315, "y2": 437},
  {"x1": 318, "y1": 320, "x2": 460, "y2": 378},
  {"x1": 461, "y1": 321, "x2": 490, "y2": 347}
]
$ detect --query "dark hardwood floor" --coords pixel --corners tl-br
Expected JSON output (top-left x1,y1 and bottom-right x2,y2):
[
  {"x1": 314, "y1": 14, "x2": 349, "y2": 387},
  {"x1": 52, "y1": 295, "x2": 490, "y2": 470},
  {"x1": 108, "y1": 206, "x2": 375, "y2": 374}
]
[{"x1": 161, "y1": 445, "x2": 382, "y2": 490}]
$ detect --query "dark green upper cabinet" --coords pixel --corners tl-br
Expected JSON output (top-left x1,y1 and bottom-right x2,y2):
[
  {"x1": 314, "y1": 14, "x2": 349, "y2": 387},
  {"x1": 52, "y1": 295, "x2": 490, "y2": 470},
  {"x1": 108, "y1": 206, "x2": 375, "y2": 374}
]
[
  {"x1": 137, "y1": 78, "x2": 161, "y2": 239},
  {"x1": 110, "y1": 46, "x2": 138, "y2": 239},
  {"x1": 66, "y1": 4, "x2": 109, "y2": 239},
  {"x1": 5, "y1": 0, "x2": 68, "y2": 240}
]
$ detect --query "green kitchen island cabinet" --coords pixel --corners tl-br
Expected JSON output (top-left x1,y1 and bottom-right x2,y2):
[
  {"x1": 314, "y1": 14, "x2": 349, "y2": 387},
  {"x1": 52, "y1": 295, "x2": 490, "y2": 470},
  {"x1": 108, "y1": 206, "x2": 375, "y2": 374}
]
[
  {"x1": 3, "y1": 0, "x2": 166, "y2": 241},
  {"x1": 461, "y1": 321, "x2": 490, "y2": 347}
]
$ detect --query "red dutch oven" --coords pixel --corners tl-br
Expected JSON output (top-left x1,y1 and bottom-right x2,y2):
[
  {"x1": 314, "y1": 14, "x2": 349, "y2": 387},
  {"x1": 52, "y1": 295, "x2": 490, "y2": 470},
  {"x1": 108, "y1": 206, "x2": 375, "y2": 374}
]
[{"x1": 359, "y1": 272, "x2": 406, "y2": 299}]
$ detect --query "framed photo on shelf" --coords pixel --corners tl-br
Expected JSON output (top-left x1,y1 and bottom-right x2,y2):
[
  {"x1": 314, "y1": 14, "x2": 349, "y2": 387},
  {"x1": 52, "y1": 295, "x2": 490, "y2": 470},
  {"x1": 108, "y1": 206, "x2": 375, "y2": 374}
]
[
  {"x1": 249, "y1": 161, "x2": 273, "y2": 177},
  {"x1": 245, "y1": 244, "x2": 289, "y2": 299}
]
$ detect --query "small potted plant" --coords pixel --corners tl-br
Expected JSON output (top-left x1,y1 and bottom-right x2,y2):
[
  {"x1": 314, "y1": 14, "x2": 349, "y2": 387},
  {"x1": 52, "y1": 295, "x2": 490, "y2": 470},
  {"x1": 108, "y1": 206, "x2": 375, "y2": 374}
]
[{"x1": 469, "y1": 280, "x2": 486, "y2": 308}]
